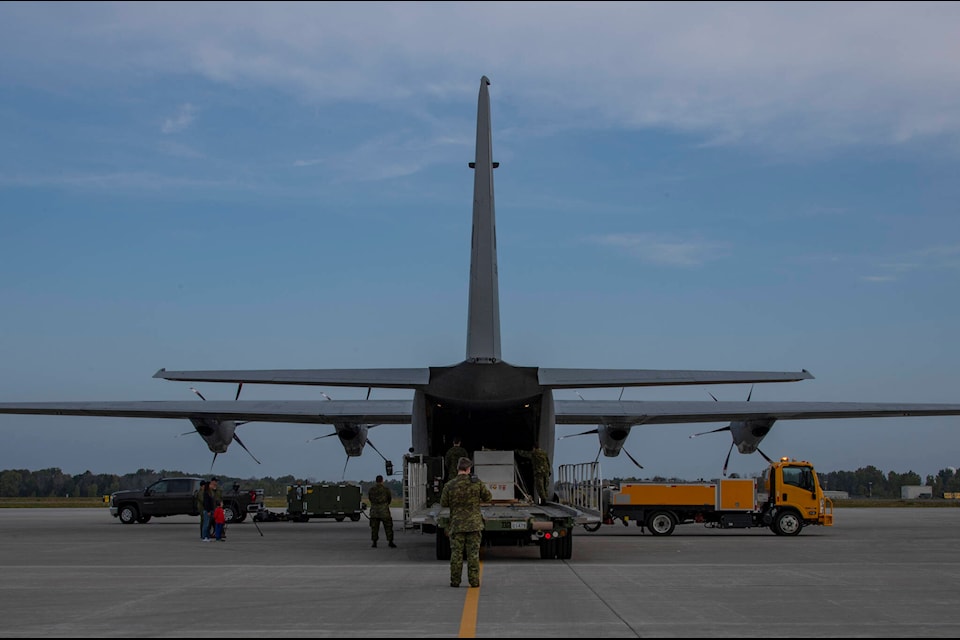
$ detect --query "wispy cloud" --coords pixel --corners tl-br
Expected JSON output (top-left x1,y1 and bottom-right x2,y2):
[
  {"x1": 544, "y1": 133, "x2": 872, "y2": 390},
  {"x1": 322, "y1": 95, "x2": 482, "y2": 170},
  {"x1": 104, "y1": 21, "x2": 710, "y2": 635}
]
[
  {"x1": 3, "y1": 3, "x2": 959, "y2": 155},
  {"x1": 590, "y1": 232, "x2": 729, "y2": 267},
  {"x1": 161, "y1": 103, "x2": 196, "y2": 134}
]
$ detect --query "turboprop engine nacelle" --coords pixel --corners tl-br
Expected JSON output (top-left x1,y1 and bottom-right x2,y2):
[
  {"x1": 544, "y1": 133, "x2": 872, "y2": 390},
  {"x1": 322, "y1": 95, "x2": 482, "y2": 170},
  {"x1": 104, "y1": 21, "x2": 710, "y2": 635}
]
[
  {"x1": 599, "y1": 423, "x2": 631, "y2": 458},
  {"x1": 335, "y1": 423, "x2": 370, "y2": 457},
  {"x1": 190, "y1": 417, "x2": 238, "y2": 454},
  {"x1": 730, "y1": 418, "x2": 777, "y2": 454}
]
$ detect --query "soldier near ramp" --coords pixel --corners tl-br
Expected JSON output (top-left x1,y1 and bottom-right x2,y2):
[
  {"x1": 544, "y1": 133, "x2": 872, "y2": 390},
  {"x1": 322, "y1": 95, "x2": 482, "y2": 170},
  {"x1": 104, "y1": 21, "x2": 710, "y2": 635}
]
[
  {"x1": 444, "y1": 437, "x2": 468, "y2": 481},
  {"x1": 516, "y1": 445, "x2": 551, "y2": 504},
  {"x1": 440, "y1": 457, "x2": 492, "y2": 588},
  {"x1": 367, "y1": 475, "x2": 396, "y2": 548}
]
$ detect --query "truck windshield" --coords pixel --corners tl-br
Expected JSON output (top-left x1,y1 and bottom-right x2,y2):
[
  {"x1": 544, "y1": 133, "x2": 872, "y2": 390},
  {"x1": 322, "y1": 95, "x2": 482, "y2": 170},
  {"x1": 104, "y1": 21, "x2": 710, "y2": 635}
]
[{"x1": 782, "y1": 466, "x2": 814, "y2": 491}]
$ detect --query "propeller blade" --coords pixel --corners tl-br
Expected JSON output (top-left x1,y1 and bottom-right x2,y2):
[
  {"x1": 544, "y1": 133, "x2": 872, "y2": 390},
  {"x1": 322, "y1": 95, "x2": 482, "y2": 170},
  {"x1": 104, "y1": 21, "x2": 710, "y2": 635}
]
[
  {"x1": 190, "y1": 387, "x2": 207, "y2": 402},
  {"x1": 722, "y1": 441, "x2": 735, "y2": 477},
  {"x1": 307, "y1": 432, "x2": 338, "y2": 443},
  {"x1": 622, "y1": 447, "x2": 644, "y2": 470},
  {"x1": 210, "y1": 452, "x2": 217, "y2": 471},
  {"x1": 707, "y1": 391, "x2": 718, "y2": 402},
  {"x1": 757, "y1": 447, "x2": 773, "y2": 464},
  {"x1": 559, "y1": 428, "x2": 599, "y2": 440},
  {"x1": 618, "y1": 387, "x2": 625, "y2": 401},
  {"x1": 235, "y1": 383, "x2": 243, "y2": 401},
  {"x1": 232, "y1": 433, "x2": 262, "y2": 465},
  {"x1": 320, "y1": 392, "x2": 332, "y2": 401},
  {"x1": 747, "y1": 384, "x2": 754, "y2": 402},
  {"x1": 365, "y1": 437, "x2": 389, "y2": 463},
  {"x1": 689, "y1": 426, "x2": 731, "y2": 439},
  {"x1": 594, "y1": 446, "x2": 602, "y2": 464},
  {"x1": 341, "y1": 456, "x2": 349, "y2": 481},
  {"x1": 575, "y1": 391, "x2": 585, "y2": 401},
  {"x1": 177, "y1": 430, "x2": 195, "y2": 437},
  {"x1": 366, "y1": 387, "x2": 372, "y2": 401}
]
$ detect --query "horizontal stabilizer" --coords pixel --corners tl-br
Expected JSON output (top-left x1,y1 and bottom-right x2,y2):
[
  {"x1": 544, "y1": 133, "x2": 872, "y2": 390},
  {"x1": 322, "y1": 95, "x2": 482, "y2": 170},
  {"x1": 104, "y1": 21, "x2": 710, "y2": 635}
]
[
  {"x1": 154, "y1": 368, "x2": 430, "y2": 389},
  {"x1": 539, "y1": 368, "x2": 813, "y2": 389}
]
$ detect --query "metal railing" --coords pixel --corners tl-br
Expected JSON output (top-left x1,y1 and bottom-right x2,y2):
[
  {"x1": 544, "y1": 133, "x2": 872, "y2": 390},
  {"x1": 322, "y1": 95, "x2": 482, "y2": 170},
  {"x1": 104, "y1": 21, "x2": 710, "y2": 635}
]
[{"x1": 555, "y1": 461, "x2": 602, "y2": 514}]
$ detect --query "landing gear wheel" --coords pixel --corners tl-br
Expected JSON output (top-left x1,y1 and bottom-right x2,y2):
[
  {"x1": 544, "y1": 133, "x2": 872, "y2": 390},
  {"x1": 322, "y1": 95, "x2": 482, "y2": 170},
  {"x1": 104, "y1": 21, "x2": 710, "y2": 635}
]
[
  {"x1": 118, "y1": 505, "x2": 138, "y2": 525},
  {"x1": 773, "y1": 510, "x2": 803, "y2": 536},
  {"x1": 647, "y1": 511, "x2": 676, "y2": 536},
  {"x1": 436, "y1": 530, "x2": 451, "y2": 560}
]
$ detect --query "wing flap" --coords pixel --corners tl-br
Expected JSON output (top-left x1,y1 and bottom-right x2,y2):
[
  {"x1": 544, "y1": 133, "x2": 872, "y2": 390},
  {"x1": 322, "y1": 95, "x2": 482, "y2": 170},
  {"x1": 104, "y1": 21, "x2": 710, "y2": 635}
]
[
  {"x1": 554, "y1": 400, "x2": 960, "y2": 425},
  {"x1": 0, "y1": 400, "x2": 413, "y2": 425}
]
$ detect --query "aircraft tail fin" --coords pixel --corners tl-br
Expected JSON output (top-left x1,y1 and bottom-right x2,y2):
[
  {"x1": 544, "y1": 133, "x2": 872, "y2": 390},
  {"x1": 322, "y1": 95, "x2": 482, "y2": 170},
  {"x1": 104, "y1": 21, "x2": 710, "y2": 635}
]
[{"x1": 465, "y1": 76, "x2": 502, "y2": 364}]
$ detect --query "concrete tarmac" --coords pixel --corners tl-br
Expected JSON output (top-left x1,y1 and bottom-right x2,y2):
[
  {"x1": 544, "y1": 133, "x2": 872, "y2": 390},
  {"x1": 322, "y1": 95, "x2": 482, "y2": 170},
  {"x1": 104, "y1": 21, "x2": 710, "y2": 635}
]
[{"x1": 1, "y1": 507, "x2": 959, "y2": 637}]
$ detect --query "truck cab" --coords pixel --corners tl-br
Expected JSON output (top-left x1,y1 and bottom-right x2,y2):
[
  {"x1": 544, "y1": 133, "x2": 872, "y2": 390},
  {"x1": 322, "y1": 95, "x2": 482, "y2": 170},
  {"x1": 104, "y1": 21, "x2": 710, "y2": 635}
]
[{"x1": 760, "y1": 458, "x2": 834, "y2": 535}]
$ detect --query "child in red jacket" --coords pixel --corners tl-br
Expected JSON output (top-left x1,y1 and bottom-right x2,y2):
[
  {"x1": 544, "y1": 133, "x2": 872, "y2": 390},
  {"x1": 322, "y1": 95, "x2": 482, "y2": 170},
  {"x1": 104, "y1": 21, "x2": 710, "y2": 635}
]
[{"x1": 213, "y1": 502, "x2": 226, "y2": 541}]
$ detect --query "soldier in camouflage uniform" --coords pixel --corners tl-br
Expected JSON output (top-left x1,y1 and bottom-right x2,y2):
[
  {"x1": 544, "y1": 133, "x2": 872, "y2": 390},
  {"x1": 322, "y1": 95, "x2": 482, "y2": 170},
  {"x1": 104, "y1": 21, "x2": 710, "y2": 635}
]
[
  {"x1": 444, "y1": 438, "x2": 468, "y2": 482},
  {"x1": 440, "y1": 457, "x2": 492, "y2": 588},
  {"x1": 516, "y1": 445, "x2": 551, "y2": 504},
  {"x1": 194, "y1": 480, "x2": 208, "y2": 540},
  {"x1": 367, "y1": 475, "x2": 396, "y2": 548}
]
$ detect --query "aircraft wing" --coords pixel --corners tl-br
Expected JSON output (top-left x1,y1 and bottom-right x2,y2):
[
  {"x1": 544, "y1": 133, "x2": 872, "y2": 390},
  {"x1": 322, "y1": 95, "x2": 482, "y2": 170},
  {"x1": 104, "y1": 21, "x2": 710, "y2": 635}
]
[
  {"x1": 538, "y1": 368, "x2": 813, "y2": 389},
  {"x1": 554, "y1": 400, "x2": 960, "y2": 425},
  {"x1": 0, "y1": 400, "x2": 413, "y2": 425},
  {"x1": 153, "y1": 368, "x2": 430, "y2": 389}
]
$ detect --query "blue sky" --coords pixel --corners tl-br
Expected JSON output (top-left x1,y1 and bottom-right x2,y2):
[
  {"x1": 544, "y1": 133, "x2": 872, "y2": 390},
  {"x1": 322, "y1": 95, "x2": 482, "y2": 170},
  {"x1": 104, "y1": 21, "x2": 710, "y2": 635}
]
[{"x1": 2, "y1": 2, "x2": 959, "y2": 484}]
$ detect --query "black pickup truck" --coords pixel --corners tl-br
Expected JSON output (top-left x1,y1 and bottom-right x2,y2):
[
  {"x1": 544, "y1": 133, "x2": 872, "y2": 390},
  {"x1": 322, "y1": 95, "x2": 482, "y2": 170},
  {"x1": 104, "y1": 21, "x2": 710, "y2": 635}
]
[{"x1": 109, "y1": 477, "x2": 264, "y2": 525}]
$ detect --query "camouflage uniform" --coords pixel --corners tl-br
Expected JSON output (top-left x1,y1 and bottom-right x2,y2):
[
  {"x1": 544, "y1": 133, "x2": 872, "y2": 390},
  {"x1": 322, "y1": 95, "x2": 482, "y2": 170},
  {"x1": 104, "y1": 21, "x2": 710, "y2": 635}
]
[
  {"x1": 517, "y1": 448, "x2": 551, "y2": 503},
  {"x1": 194, "y1": 483, "x2": 207, "y2": 540},
  {"x1": 440, "y1": 472, "x2": 492, "y2": 588},
  {"x1": 367, "y1": 482, "x2": 394, "y2": 546},
  {"x1": 444, "y1": 445, "x2": 469, "y2": 480}
]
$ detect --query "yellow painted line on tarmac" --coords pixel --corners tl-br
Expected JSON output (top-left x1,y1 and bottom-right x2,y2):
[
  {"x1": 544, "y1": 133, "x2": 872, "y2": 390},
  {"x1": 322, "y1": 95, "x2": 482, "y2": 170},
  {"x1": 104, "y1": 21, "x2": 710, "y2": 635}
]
[{"x1": 457, "y1": 560, "x2": 483, "y2": 638}]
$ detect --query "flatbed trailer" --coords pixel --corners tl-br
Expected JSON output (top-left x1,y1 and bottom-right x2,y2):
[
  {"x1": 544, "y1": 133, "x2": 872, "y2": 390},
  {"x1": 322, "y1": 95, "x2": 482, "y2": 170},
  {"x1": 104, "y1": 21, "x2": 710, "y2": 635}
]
[{"x1": 404, "y1": 450, "x2": 601, "y2": 560}]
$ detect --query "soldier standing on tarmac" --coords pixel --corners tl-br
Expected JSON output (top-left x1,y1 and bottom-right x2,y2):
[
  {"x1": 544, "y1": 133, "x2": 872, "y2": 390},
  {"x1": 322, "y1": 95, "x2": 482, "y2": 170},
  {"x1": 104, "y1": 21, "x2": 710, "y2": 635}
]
[
  {"x1": 195, "y1": 480, "x2": 208, "y2": 540},
  {"x1": 440, "y1": 457, "x2": 492, "y2": 588},
  {"x1": 367, "y1": 475, "x2": 396, "y2": 548}
]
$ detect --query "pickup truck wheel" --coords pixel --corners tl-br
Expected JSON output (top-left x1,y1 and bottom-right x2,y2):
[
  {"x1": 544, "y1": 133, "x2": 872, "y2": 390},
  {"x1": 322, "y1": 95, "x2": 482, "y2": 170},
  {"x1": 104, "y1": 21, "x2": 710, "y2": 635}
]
[
  {"x1": 136, "y1": 515, "x2": 151, "y2": 524},
  {"x1": 118, "y1": 505, "x2": 138, "y2": 525},
  {"x1": 773, "y1": 510, "x2": 803, "y2": 536},
  {"x1": 436, "y1": 530, "x2": 451, "y2": 560},
  {"x1": 647, "y1": 511, "x2": 676, "y2": 536}
]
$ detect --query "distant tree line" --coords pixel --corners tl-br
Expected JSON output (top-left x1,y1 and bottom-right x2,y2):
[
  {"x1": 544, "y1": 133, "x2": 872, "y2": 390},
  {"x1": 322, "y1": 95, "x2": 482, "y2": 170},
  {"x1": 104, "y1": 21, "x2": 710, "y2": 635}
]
[
  {"x1": 0, "y1": 467, "x2": 402, "y2": 499},
  {"x1": 4, "y1": 465, "x2": 959, "y2": 500}
]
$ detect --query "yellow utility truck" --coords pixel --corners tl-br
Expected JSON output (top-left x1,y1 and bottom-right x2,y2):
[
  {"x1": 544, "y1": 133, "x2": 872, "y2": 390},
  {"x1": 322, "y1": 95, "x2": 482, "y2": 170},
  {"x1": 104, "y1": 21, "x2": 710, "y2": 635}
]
[{"x1": 602, "y1": 458, "x2": 833, "y2": 536}]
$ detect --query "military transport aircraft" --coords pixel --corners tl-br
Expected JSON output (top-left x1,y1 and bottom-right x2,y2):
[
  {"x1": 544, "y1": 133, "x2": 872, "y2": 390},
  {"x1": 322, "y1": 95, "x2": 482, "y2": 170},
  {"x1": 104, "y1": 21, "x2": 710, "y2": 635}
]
[{"x1": 3, "y1": 76, "x2": 960, "y2": 489}]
